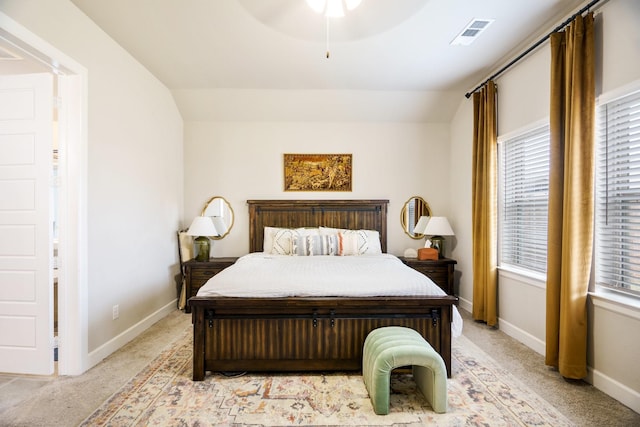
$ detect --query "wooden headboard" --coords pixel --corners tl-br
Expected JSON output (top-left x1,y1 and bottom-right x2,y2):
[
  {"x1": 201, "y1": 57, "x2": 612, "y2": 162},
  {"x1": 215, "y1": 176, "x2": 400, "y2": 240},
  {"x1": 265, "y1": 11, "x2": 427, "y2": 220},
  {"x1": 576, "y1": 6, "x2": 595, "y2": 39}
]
[{"x1": 247, "y1": 200, "x2": 389, "y2": 253}]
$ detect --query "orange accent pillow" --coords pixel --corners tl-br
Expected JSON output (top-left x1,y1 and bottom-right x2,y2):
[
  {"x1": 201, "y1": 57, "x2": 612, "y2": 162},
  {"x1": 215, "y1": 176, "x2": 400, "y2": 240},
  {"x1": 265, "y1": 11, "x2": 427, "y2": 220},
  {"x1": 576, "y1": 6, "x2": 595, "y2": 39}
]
[{"x1": 417, "y1": 248, "x2": 438, "y2": 260}]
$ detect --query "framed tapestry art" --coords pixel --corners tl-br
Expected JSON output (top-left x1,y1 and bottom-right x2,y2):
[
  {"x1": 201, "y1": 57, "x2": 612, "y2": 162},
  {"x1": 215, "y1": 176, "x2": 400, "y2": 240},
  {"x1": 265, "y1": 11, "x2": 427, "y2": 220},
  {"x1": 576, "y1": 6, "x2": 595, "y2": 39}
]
[{"x1": 284, "y1": 154, "x2": 352, "y2": 192}]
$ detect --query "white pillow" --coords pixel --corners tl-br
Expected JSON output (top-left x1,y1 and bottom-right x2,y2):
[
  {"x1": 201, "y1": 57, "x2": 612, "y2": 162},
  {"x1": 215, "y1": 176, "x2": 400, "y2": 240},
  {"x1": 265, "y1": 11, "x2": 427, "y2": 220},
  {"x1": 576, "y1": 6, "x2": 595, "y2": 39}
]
[
  {"x1": 319, "y1": 227, "x2": 382, "y2": 254},
  {"x1": 263, "y1": 227, "x2": 320, "y2": 254},
  {"x1": 363, "y1": 230, "x2": 382, "y2": 254},
  {"x1": 271, "y1": 228, "x2": 296, "y2": 255},
  {"x1": 263, "y1": 226, "x2": 280, "y2": 252}
]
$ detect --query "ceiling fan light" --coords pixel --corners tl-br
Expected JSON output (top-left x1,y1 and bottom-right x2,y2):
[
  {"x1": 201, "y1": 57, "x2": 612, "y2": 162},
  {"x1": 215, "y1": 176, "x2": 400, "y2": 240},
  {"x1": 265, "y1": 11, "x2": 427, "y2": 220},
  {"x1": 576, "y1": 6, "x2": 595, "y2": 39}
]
[
  {"x1": 344, "y1": 0, "x2": 362, "y2": 11},
  {"x1": 325, "y1": 0, "x2": 345, "y2": 18},
  {"x1": 306, "y1": 0, "x2": 362, "y2": 17},
  {"x1": 305, "y1": 0, "x2": 325, "y2": 14}
]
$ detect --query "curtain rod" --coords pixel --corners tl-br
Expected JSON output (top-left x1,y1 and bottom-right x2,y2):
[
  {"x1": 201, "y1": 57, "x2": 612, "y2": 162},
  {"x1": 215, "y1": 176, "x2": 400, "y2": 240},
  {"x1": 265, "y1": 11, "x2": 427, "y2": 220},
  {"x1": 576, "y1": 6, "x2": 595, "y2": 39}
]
[{"x1": 464, "y1": 0, "x2": 604, "y2": 99}]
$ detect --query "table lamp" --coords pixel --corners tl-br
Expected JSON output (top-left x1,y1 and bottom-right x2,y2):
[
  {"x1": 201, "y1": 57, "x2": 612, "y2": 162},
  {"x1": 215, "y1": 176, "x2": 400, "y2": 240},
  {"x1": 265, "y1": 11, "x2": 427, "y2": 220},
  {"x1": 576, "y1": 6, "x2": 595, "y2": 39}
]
[
  {"x1": 186, "y1": 216, "x2": 218, "y2": 261},
  {"x1": 414, "y1": 216, "x2": 454, "y2": 258}
]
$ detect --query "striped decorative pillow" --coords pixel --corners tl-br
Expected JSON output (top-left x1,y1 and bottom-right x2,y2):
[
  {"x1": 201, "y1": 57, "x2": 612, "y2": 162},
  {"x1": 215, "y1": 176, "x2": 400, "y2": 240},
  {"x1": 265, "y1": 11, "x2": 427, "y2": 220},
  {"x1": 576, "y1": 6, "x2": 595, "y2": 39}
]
[
  {"x1": 294, "y1": 234, "x2": 338, "y2": 256},
  {"x1": 268, "y1": 227, "x2": 321, "y2": 255},
  {"x1": 338, "y1": 232, "x2": 360, "y2": 256},
  {"x1": 319, "y1": 227, "x2": 381, "y2": 254}
]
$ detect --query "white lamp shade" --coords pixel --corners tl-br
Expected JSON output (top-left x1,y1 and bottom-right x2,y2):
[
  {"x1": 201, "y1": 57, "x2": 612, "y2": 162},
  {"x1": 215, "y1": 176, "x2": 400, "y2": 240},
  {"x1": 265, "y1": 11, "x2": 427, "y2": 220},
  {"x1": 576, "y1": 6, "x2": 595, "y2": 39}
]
[
  {"x1": 186, "y1": 216, "x2": 218, "y2": 237},
  {"x1": 423, "y1": 217, "x2": 454, "y2": 236},
  {"x1": 413, "y1": 216, "x2": 430, "y2": 235}
]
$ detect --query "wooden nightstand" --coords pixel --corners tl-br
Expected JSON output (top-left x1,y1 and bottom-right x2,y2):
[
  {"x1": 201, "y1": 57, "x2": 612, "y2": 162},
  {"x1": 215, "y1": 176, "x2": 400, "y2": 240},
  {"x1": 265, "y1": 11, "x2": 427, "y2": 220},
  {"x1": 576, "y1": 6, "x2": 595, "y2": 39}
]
[
  {"x1": 398, "y1": 257, "x2": 457, "y2": 295},
  {"x1": 184, "y1": 257, "x2": 238, "y2": 312}
]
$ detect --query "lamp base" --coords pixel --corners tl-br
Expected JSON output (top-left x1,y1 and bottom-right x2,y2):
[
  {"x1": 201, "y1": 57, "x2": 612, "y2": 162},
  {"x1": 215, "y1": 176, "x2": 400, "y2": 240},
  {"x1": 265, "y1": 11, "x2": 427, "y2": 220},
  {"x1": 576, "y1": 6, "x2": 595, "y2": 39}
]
[
  {"x1": 194, "y1": 236, "x2": 210, "y2": 262},
  {"x1": 430, "y1": 236, "x2": 445, "y2": 259}
]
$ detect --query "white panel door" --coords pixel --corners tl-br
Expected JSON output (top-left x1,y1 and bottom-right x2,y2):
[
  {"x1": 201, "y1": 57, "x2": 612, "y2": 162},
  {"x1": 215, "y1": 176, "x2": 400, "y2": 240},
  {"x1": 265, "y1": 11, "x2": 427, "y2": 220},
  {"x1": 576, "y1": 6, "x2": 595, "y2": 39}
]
[{"x1": 0, "y1": 73, "x2": 53, "y2": 374}]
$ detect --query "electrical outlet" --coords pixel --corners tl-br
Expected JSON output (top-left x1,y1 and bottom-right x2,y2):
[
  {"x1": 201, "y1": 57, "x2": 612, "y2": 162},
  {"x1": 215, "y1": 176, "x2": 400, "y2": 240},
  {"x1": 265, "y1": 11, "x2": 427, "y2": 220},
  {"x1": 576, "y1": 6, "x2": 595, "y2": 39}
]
[{"x1": 112, "y1": 304, "x2": 119, "y2": 320}]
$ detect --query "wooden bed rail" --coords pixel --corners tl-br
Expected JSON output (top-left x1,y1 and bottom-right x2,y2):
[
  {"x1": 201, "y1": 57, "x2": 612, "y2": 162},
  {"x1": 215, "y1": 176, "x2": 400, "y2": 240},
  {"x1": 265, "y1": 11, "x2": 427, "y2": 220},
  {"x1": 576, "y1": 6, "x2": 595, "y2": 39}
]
[{"x1": 191, "y1": 295, "x2": 456, "y2": 380}]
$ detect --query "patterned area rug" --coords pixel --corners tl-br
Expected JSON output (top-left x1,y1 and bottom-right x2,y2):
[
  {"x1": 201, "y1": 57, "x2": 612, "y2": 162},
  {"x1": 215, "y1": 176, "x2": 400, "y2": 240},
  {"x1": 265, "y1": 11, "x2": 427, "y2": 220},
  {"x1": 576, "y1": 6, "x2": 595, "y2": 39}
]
[{"x1": 81, "y1": 329, "x2": 574, "y2": 426}]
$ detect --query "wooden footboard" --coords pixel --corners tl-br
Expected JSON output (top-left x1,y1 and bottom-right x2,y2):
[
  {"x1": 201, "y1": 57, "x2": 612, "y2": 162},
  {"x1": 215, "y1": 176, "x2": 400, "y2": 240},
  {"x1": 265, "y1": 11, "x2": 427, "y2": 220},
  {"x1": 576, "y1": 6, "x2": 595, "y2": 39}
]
[{"x1": 191, "y1": 296, "x2": 456, "y2": 380}]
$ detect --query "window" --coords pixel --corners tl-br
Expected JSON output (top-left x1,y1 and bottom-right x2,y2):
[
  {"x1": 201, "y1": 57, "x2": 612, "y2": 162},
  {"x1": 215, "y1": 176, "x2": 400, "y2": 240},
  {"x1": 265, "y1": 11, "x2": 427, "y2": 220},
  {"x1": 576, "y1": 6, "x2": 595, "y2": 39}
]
[
  {"x1": 498, "y1": 125, "x2": 550, "y2": 274},
  {"x1": 595, "y1": 90, "x2": 640, "y2": 296}
]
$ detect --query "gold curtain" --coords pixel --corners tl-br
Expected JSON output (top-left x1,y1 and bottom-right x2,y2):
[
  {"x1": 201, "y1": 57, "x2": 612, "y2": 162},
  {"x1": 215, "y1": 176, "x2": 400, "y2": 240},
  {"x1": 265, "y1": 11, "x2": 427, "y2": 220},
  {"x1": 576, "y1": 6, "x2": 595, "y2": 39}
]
[
  {"x1": 472, "y1": 81, "x2": 498, "y2": 326},
  {"x1": 546, "y1": 13, "x2": 595, "y2": 379}
]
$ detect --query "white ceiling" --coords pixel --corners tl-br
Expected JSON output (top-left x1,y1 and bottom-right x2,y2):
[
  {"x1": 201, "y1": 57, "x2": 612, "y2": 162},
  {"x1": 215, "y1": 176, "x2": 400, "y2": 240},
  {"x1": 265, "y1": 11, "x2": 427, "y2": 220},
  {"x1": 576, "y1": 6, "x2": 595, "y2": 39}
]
[{"x1": 4, "y1": 0, "x2": 587, "y2": 121}]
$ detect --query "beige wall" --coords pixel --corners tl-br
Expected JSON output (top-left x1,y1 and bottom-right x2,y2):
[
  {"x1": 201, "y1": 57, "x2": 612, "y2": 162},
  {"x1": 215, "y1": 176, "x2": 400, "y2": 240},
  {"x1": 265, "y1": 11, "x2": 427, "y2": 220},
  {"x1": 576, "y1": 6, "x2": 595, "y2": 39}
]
[
  {"x1": 450, "y1": 0, "x2": 640, "y2": 411},
  {"x1": 184, "y1": 120, "x2": 452, "y2": 257},
  {"x1": 0, "y1": 0, "x2": 184, "y2": 361},
  {"x1": 448, "y1": 99, "x2": 473, "y2": 303}
]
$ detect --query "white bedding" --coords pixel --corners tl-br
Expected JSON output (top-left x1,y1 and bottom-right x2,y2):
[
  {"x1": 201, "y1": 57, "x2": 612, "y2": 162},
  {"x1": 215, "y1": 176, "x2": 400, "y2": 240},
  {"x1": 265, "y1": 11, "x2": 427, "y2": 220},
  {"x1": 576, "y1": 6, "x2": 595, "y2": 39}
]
[{"x1": 197, "y1": 253, "x2": 463, "y2": 336}]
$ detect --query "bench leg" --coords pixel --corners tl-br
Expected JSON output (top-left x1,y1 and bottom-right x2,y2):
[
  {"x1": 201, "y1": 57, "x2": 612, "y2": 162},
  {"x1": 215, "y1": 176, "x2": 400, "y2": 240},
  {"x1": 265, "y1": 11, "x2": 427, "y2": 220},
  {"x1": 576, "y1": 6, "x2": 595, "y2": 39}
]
[
  {"x1": 413, "y1": 362, "x2": 448, "y2": 413},
  {"x1": 369, "y1": 368, "x2": 393, "y2": 415}
]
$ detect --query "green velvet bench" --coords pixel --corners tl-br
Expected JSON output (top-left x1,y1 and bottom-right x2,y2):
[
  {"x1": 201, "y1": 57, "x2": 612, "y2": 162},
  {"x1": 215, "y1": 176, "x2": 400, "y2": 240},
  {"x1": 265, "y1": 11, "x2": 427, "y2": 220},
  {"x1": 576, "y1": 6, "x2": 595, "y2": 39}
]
[{"x1": 362, "y1": 326, "x2": 448, "y2": 415}]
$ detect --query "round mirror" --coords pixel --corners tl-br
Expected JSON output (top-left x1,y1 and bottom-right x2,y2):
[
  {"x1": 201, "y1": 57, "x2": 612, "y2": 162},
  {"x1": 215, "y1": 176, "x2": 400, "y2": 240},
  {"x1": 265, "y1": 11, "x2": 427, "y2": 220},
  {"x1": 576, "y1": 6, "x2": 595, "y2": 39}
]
[
  {"x1": 201, "y1": 196, "x2": 234, "y2": 240},
  {"x1": 400, "y1": 196, "x2": 431, "y2": 239}
]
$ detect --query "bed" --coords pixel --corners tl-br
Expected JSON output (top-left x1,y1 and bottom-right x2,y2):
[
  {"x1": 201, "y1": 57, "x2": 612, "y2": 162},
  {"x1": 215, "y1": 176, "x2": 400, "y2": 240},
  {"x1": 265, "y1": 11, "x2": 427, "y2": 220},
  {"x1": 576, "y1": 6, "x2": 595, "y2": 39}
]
[{"x1": 190, "y1": 199, "x2": 460, "y2": 380}]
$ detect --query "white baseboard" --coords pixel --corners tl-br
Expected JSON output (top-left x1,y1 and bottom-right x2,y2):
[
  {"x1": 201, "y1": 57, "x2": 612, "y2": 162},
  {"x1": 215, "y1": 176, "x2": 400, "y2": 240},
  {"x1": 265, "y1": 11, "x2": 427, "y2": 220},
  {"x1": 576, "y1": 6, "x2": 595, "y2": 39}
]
[
  {"x1": 499, "y1": 316, "x2": 640, "y2": 413},
  {"x1": 457, "y1": 297, "x2": 545, "y2": 356},
  {"x1": 457, "y1": 296, "x2": 472, "y2": 314},
  {"x1": 457, "y1": 296, "x2": 543, "y2": 356},
  {"x1": 87, "y1": 300, "x2": 178, "y2": 369},
  {"x1": 463, "y1": 298, "x2": 639, "y2": 414},
  {"x1": 497, "y1": 317, "x2": 546, "y2": 356},
  {"x1": 588, "y1": 367, "x2": 640, "y2": 414}
]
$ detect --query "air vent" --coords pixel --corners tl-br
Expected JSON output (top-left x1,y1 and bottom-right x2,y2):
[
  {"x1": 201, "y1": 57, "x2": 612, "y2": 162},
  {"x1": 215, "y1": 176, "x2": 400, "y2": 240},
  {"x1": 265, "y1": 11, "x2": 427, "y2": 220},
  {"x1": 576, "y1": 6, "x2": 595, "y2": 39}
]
[
  {"x1": 451, "y1": 18, "x2": 494, "y2": 46},
  {"x1": 461, "y1": 29, "x2": 481, "y2": 37},
  {"x1": 0, "y1": 45, "x2": 22, "y2": 60}
]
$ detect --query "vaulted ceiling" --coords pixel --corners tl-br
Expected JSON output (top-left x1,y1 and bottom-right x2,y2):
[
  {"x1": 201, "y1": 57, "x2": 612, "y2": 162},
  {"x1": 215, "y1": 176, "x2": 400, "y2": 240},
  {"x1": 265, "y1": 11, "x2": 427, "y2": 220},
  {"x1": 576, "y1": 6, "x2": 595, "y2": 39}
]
[{"x1": 5, "y1": 0, "x2": 588, "y2": 121}]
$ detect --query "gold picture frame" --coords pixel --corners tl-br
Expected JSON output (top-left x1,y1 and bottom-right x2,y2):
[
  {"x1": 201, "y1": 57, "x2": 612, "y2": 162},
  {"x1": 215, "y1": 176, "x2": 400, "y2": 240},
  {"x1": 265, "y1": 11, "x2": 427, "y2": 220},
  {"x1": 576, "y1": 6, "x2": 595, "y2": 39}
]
[{"x1": 284, "y1": 154, "x2": 352, "y2": 192}]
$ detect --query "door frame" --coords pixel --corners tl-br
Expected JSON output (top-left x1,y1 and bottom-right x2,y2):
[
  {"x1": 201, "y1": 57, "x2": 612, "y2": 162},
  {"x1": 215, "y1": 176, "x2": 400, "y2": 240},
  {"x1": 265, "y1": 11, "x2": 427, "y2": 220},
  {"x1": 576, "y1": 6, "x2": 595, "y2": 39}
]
[{"x1": 1, "y1": 12, "x2": 88, "y2": 375}]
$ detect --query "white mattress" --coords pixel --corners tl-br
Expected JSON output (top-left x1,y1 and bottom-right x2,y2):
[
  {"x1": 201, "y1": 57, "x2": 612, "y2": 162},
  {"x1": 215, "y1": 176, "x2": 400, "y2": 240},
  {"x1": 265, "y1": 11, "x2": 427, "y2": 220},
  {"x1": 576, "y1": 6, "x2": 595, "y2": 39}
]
[{"x1": 197, "y1": 253, "x2": 463, "y2": 336}]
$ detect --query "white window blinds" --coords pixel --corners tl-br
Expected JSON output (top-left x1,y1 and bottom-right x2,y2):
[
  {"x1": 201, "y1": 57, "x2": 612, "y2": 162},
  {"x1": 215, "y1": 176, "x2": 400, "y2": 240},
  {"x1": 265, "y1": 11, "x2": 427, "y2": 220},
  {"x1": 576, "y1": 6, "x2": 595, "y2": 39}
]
[
  {"x1": 596, "y1": 90, "x2": 640, "y2": 295},
  {"x1": 499, "y1": 125, "x2": 550, "y2": 274}
]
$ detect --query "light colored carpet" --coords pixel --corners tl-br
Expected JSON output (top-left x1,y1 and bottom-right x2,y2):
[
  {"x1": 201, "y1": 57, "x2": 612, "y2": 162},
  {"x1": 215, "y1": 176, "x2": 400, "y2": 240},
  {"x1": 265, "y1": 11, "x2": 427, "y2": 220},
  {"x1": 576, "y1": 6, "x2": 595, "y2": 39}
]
[
  {"x1": 80, "y1": 328, "x2": 573, "y2": 426},
  {"x1": 1, "y1": 309, "x2": 638, "y2": 426}
]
